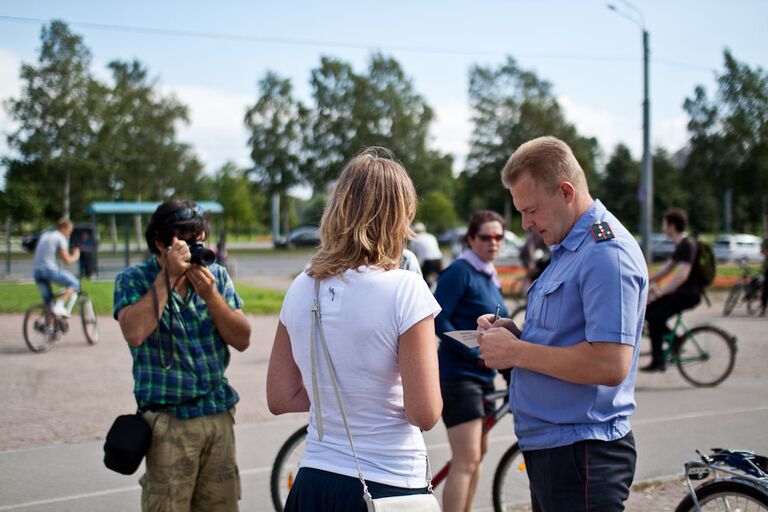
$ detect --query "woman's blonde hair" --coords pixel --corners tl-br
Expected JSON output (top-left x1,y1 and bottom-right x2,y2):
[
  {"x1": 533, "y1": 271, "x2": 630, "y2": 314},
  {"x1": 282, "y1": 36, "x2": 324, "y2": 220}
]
[{"x1": 308, "y1": 147, "x2": 416, "y2": 280}]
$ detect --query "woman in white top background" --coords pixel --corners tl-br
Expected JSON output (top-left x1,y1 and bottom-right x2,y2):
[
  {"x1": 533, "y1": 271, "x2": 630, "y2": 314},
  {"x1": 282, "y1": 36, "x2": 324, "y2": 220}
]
[{"x1": 266, "y1": 147, "x2": 443, "y2": 510}]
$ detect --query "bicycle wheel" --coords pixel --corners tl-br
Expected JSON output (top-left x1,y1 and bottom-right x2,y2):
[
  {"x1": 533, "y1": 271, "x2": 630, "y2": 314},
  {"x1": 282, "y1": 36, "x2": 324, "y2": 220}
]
[
  {"x1": 492, "y1": 442, "x2": 530, "y2": 512},
  {"x1": 23, "y1": 304, "x2": 57, "y2": 353},
  {"x1": 510, "y1": 305, "x2": 526, "y2": 330},
  {"x1": 674, "y1": 479, "x2": 768, "y2": 511},
  {"x1": 270, "y1": 425, "x2": 308, "y2": 512},
  {"x1": 723, "y1": 284, "x2": 744, "y2": 316},
  {"x1": 676, "y1": 325, "x2": 736, "y2": 387},
  {"x1": 80, "y1": 296, "x2": 99, "y2": 344}
]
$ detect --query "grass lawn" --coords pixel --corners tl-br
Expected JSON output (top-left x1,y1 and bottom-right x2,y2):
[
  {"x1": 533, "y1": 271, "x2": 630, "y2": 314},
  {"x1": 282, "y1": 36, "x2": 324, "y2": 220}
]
[{"x1": 0, "y1": 281, "x2": 284, "y2": 316}]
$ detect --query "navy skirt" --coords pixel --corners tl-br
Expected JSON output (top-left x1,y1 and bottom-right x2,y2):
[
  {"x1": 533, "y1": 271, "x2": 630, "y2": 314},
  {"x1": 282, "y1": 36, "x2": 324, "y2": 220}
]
[{"x1": 284, "y1": 467, "x2": 429, "y2": 512}]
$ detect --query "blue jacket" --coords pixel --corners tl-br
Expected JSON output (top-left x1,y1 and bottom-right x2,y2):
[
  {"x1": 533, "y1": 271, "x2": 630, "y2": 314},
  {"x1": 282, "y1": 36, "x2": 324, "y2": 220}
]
[{"x1": 434, "y1": 258, "x2": 508, "y2": 383}]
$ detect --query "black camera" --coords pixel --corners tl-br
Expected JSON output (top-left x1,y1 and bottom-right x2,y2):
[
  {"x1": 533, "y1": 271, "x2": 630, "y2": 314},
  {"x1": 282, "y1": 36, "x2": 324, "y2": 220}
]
[{"x1": 186, "y1": 240, "x2": 216, "y2": 266}]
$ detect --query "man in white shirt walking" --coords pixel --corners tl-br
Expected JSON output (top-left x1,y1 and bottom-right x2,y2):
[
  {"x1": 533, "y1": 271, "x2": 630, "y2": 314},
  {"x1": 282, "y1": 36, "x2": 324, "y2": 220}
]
[
  {"x1": 33, "y1": 218, "x2": 80, "y2": 317},
  {"x1": 410, "y1": 222, "x2": 443, "y2": 287}
]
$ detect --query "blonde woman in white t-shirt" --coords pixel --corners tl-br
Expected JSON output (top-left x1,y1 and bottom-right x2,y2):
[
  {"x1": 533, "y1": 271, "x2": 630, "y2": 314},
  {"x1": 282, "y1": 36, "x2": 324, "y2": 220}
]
[{"x1": 267, "y1": 147, "x2": 443, "y2": 511}]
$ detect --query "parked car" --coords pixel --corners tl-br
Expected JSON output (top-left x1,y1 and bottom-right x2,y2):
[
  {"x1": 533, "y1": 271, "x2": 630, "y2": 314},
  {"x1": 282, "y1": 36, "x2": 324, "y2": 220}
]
[
  {"x1": 496, "y1": 230, "x2": 524, "y2": 266},
  {"x1": 437, "y1": 227, "x2": 466, "y2": 247},
  {"x1": 651, "y1": 233, "x2": 676, "y2": 262},
  {"x1": 21, "y1": 223, "x2": 95, "y2": 253},
  {"x1": 273, "y1": 226, "x2": 321, "y2": 249},
  {"x1": 713, "y1": 234, "x2": 763, "y2": 262}
]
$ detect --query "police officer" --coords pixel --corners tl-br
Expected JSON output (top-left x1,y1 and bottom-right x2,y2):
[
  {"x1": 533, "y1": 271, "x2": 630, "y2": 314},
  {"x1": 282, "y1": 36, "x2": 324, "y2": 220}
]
[{"x1": 478, "y1": 136, "x2": 648, "y2": 512}]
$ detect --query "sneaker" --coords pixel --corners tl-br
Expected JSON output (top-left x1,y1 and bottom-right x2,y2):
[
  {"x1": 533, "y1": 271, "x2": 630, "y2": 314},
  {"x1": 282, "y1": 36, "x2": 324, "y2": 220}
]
[
  {"x1": 640, "y1": 362, "x2": 666, "y2": 373},
  {"x1": 52, "y1": 303, "x2": 69, "y2": 317}
]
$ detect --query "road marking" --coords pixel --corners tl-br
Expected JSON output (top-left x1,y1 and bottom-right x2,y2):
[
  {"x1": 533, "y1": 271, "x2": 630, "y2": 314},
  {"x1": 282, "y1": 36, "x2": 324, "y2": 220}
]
[
  {"x1": 0, "y1": 467, "x2": 271, "y2": 510},
  {"x1": 2, "y1": 406, "x2": 765, "y2": 510}
]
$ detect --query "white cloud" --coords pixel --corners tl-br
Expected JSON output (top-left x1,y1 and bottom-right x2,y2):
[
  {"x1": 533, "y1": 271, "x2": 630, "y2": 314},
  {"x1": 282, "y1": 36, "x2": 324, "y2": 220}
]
[
  {"x1": 558, "y1": 95, "x2": 640, "y2": 157},
  {"x1": 0, "y1": 49, "x2": 22, "y2": 163},
  {"x1": 559, "y1": 94, "x2": 689, "y2": 161},
  {"x1": 654, "y1": 115, "x2": 689, "y2": 153},
  {"x1": 431, "y1": 101, "x2": 472, "y2": 173},
  {"x1": 162, "y1": 84, "x2": 253, "y2": 173}
]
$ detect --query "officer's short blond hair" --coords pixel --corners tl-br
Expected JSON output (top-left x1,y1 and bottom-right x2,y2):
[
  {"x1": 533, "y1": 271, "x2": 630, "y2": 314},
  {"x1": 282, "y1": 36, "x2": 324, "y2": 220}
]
[{"x1": 501, "y1": 136, "x2": 588, "y2": 194}]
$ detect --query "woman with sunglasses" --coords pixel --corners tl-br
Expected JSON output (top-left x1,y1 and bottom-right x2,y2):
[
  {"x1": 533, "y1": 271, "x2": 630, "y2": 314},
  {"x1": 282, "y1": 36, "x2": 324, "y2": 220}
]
[{"x1": 433, "y1": 210, "x2": 509, "y2": 512}]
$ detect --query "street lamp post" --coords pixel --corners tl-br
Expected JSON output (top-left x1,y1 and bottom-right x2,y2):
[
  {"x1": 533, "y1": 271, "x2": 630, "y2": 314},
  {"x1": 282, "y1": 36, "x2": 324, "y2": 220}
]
[{"x1": 608, "y1": 2, "x2": 653, "y2": 263}]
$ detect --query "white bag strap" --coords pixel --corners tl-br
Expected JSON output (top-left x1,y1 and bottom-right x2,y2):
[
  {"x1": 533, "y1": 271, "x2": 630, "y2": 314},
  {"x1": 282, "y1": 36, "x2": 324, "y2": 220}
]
[
  {"x1": 311, "y1": 279, "x2": 369, "y2": 495},
  {"x1": 309, "y1": 279, "x2": 434, "y2": 496}
]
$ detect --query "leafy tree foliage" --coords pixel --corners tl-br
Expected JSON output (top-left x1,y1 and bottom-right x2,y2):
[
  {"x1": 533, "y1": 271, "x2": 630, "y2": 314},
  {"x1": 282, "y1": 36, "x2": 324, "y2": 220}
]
[
  {"x1": 244, "y1": 71, "x2": 309, "y2": 235},
  {"x1": 4, "y1": 20, "x2": 101, "y2": 219},
  {"x1": 417, "y1": 191, "x2": 458, "y2": 234},
  {"x1": 683, "y1": 50, "x2": 768, "y2": 233},
  {"x1": 601, "y1": 144, "x2": 640, "y2": 231},
  {"x1": 305, "y1": 54, "x2": 453, "y2": 196},
  {"x1": 98, "y1": 59, "x2": 203, "y2": 202},
  {"x1": 3, "y1": 21, "x2": 204, "y2": 226},
  {"x1": 460, "y1": 57, "x2": 599, "y2": 224}
]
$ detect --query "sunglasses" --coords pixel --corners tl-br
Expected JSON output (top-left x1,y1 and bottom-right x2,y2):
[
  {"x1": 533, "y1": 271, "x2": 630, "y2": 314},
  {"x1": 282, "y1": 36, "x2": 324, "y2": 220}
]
[
  {"x1": 476, "y1": 233, "x2": 505, "y2": 242},
  {"x1": 169, "y1": 206, "x2": 205, "y2": 222}
]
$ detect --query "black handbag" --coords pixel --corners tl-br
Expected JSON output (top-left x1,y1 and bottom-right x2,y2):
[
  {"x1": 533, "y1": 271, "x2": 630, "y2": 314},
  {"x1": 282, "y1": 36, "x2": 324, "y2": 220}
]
[{"x1": 103, "y1": 411, "x2": 152, "y2": 475}]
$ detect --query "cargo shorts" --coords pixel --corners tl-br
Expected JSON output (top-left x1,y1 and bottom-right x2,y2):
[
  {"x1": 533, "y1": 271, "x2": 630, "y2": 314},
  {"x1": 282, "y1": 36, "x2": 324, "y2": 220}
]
[{"x1": 140, "y1": 409, "x2": 241, "y2": 512}]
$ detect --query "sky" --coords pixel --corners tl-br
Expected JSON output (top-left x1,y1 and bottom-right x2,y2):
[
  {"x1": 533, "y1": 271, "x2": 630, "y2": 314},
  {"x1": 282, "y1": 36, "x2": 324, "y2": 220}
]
[{"x1": 1, "y1": 0, "x2": 767, "y2": 195}]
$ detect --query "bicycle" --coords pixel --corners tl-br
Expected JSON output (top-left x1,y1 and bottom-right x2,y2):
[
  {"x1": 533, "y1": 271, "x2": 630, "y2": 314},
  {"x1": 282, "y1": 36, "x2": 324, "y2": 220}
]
[
  {"x1": 641, "y1": 312, "x2": 737, "y2": 387},
  {"x1": 675, "y1": 448, "x2": 768, "y2": 511},
  {"x1": 270, "y1": 388, "x2": 529, "y2": 512},
  {"x1": 23, "y1": 287, "x2": 99, "y2": 353},
  {"x1": 723, "y1": 259, "x2": 765, "y2": 316}
]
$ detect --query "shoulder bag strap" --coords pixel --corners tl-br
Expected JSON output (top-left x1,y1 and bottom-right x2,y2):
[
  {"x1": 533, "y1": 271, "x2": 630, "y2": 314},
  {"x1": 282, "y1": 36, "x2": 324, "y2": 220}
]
[
  {"x1": 311, "y1": 279, "x2": 370, "y2": 496},
  {"x1": 310, "y1": 279, "x2": 434, "y2": 495}
]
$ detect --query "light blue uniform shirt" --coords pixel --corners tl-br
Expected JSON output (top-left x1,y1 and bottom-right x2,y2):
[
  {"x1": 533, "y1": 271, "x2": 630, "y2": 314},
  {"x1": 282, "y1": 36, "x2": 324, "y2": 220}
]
[{"x1": 511, "y1": 200, "x2": 648, "y2": 451}]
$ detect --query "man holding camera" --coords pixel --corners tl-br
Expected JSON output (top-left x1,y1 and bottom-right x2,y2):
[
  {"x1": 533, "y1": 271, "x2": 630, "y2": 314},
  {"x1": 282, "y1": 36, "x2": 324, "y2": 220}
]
[{"x1": 114, "y1": 200, "x2": 251, "y2": 511}]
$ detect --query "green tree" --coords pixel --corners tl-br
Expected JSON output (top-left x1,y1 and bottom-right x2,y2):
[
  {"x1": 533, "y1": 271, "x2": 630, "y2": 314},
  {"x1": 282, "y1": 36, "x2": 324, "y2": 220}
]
[
  {"x1": 683, "y1": 50, "x2": 768, "y2": 233},
  {"x1": 460, "y1": 57, "x2": 599, "y2": 222},
  {"x1": 207, "y1": 162, "x2": 266, "y2": 230},
  {"x1": 4, "y1": 20, "x2": 103, "y2": 219},
  {"x1": 305, "y1": 54, "x2": 454, "y2": 198},
  {"x1": 602, "y1": 144, "x2": 640, "y2": 231},
  {"x1": 244, "y1": 71, "x2": 309, "y2": 236},
  {"x1": 417, "y1": 191, "x2": 458, "y2": 233},
  {"x1": 98, "y1": 59, "x2": 201, "y2": 202},
  {"x1": 652, "y1": 148, "x2": 688, "y2": 231}
]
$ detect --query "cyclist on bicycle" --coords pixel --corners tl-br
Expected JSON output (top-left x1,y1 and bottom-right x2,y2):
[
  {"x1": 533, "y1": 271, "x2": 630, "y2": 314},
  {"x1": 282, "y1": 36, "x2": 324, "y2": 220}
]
[
  {"x1": 33, "y1": 218, "x2": 80, "y2": 317},
  {"x1": 642, "y1": 208, "x2": 707, "y2": 372}
]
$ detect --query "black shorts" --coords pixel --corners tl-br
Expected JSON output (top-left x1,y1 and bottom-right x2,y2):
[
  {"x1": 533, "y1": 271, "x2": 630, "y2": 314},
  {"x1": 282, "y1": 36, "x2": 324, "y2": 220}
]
[{"x1": 440, "y1": 379, "x2": 495, "y2": 428}]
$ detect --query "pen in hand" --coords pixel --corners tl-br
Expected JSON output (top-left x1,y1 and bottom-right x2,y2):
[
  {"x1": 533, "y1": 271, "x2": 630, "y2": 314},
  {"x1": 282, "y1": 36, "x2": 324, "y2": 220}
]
[{"x1": 493, "y1": 303, "x2": 501, "y2": 324}]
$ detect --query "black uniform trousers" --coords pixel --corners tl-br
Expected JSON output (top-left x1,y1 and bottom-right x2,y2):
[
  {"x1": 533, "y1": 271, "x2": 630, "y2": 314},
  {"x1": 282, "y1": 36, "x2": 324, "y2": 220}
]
[{"x1": 524, "y1": 432, "x2": 637, "y2": 512}]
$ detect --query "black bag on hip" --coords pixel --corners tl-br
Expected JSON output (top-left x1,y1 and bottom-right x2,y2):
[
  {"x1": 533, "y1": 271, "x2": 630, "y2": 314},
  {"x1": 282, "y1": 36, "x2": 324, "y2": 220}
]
[{"x1": 103, "y1": 412, "x2": 152, "y2": 475}]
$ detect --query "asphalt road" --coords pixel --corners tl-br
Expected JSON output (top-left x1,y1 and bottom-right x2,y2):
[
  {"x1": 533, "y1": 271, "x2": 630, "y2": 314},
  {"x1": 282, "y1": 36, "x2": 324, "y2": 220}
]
[{"x1": 0, "y1": 282, "x2": 766, "y2": 511}]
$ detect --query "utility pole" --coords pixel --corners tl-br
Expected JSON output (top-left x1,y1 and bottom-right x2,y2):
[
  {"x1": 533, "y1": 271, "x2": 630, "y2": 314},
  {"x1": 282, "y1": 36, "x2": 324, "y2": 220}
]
[{"x1": 608, "y1": 1, "x2": 653, "y2": 262}]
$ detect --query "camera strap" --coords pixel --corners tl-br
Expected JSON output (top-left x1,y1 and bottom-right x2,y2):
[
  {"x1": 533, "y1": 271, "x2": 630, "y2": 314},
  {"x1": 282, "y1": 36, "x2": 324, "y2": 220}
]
[{"x1": 150, "y1": 255, "x2": 176, "y2": 370}]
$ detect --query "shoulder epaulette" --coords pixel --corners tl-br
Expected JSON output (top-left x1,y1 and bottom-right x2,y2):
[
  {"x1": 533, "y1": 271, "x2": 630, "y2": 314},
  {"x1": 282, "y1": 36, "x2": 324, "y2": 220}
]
[{"x1": 590, "y1": 221, "x2": 615, "y2": 242}]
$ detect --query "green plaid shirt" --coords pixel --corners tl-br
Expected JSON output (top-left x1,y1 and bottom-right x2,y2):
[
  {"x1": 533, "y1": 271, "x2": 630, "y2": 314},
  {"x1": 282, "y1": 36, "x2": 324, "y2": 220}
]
[{"x1": 114, "y1": 257, "x2": 244, "y2": 419}]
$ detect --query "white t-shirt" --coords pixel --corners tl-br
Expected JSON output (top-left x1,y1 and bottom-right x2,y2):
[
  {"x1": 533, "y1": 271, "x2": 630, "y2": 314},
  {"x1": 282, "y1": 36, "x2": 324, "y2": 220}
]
[
  {"x1": 33, "y1": 230, "x2": 67, "y2": 272},
  {"x1": 279, "y1": 267, "x2": 441, "y2": 488},
  {"x1": 410, "y1": 233, "x2": 442, "y2": 265}
]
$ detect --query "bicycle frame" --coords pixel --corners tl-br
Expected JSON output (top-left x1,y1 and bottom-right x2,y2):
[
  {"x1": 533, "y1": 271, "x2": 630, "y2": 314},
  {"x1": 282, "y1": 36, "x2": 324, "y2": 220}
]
[
  {"x1": 431, "y1": 387, "x2": 511, "y2": 487},
  {"x1": 662, "y1": 315, "x2": 704, "y2": 365},
  {"x1": 682, "y1": 449, "x2": 768, "y2": 510}
]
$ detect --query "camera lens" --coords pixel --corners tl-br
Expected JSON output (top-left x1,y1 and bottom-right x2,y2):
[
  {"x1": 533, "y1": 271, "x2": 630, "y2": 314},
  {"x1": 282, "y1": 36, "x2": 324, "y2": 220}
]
[{"x1": 186, "y1": 240, "x2": 216, "y2": 266}]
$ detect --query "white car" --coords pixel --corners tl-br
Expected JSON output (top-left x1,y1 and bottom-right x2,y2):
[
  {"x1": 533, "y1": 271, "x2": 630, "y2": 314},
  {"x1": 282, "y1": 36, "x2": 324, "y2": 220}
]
[{"x1": 713, "y1": 234, "x2": 764, "y2": 262}]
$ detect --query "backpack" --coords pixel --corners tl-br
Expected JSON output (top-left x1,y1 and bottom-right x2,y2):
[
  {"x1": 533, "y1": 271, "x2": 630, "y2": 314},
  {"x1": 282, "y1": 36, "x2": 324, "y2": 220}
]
[{"x1": 696, "y1": 240, "x2": 717, "y2": 287}]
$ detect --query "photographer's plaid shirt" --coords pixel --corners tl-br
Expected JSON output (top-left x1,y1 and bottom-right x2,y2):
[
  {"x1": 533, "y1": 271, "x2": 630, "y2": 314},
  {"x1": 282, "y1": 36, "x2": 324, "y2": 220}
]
[{"x1": 113, "y1": 257, "x2": 244, "y2": 419}]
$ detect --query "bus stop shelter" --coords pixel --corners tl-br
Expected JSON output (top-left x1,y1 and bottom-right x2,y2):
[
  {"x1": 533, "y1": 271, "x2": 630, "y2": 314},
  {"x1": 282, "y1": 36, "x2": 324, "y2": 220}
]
[{"x1": 86, "y1": 201, "x2": 224, "y2": 276}]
